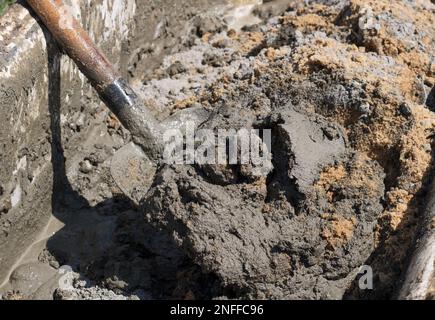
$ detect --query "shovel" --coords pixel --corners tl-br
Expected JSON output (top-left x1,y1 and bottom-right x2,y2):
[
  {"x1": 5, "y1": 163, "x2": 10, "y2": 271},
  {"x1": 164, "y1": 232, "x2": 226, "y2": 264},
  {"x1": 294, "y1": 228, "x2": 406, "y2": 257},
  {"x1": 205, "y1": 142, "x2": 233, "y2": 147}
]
[{"x1": 25, "y1": 0, "x2": 207, "y2": 204}]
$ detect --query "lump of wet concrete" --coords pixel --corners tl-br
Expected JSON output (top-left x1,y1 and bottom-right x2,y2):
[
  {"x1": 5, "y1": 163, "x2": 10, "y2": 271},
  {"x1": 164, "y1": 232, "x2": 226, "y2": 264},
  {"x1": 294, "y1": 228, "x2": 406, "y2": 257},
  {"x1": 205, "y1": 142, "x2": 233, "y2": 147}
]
[
  {"x1": 143, "y1": 166, "x2": 277, "y2": 298},
  {"x1": 143, "y1": 151, "x2": 385, "y2": 299},
  {"x1": 142, "y1": 97, "x2": 383, "y2": 299},
  {"x1": 274, "y1": 105, "x2": 347, "y2": 195}
]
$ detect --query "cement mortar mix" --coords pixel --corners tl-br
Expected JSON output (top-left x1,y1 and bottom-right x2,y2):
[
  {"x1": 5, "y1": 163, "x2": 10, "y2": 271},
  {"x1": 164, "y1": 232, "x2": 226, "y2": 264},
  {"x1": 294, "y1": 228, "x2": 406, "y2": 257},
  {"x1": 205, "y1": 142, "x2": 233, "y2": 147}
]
[{"x1": 0, "y1": 0, "x2": 434, "y2": 300}]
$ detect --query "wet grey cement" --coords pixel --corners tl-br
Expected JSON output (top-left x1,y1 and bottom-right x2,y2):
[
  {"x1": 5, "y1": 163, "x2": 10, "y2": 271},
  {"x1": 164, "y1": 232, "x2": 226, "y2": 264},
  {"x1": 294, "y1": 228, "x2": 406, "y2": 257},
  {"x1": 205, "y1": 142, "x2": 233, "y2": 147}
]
[{"x1": 1, "y1": 0, "x2": 434, "y2": 300}]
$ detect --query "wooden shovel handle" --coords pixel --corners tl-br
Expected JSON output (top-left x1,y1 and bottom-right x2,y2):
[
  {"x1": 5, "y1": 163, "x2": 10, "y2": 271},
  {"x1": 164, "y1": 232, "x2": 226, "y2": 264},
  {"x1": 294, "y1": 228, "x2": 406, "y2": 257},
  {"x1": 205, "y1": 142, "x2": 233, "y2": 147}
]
[{"x1": 26, "y1": 0, "x2": 119, "y2": 89}]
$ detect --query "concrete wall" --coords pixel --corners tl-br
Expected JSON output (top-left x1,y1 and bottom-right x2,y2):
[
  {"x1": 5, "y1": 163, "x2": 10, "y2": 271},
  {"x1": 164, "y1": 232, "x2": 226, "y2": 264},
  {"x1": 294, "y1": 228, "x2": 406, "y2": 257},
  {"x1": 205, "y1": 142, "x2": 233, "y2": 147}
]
[{"x1": 0, "y1": 0, "x2": 226, "y2": 284}]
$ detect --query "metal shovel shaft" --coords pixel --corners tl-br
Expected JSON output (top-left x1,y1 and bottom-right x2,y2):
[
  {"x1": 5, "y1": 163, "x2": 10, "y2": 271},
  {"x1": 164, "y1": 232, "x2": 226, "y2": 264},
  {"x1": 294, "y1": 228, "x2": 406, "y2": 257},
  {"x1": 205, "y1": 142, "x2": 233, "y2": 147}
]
[{"x1": 26, "y1": 0, "x2": 163, "y2": 160}]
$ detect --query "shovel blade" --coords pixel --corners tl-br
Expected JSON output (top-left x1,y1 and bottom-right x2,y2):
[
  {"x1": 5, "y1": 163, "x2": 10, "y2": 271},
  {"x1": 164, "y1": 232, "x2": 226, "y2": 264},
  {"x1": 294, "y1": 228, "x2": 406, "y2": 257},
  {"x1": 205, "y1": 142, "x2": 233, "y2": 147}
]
[{"x1": 110, "y1": 142, "x2": 156, "y2": 206}]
